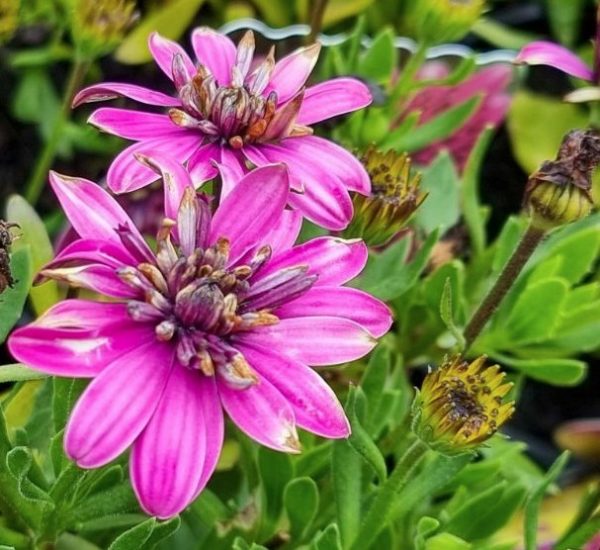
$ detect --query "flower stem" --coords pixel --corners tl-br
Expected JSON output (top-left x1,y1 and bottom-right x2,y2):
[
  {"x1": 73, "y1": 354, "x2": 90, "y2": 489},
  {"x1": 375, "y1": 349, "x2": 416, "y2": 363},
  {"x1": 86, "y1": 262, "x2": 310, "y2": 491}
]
[
  {"x1": 391, "y1": 42, "x2": 428, "y2": 100},
  {"x1": 351, "y1": 438, "x2": 428, "y2": 550},
  {"x1": 24, "y1": 59, "x2": 89, "y2": 205},
  {"x1": 307, "y1": 0, "x2": 329, "y2": 44},
  {"x1": 463, "y1": 224, "x2": 546, "y2": 351}
]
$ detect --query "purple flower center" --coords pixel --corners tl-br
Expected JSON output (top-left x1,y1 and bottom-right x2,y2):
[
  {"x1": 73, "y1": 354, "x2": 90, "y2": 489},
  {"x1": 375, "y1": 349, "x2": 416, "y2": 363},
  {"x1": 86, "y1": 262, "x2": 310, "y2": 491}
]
[
  {"x1": 167, "y1": 31, "x2": 313, "y2": 149},
  {"x1": 117, "y1": 189, "x2": 316, "y2": 388}
]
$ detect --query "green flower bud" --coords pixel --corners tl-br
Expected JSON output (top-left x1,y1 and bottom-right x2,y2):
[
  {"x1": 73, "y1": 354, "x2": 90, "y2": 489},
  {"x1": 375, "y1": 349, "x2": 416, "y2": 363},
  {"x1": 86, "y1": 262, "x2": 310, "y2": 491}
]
[
  {"x1": 525, "y1": 129, "x2": 599, "y2": 230},
  {"x1": 0, "y1": 0, "x2": 19, "y2": 44},
  {"x1": 343, "y1": 148, "x2": 427, "y2": 247},
  {"x1": 412, "y1": 355, "x2": 514, "y2": 455}
]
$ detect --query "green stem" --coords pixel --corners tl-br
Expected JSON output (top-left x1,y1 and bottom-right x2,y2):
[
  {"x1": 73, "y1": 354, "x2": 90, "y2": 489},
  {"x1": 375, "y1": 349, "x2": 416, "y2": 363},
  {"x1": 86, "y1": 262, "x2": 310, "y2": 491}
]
[
  {"x1": 351, "y1": 439, "x2": 428, "y2": 550},
  {"x1": 307, "y1": 0, "x2": 329, "y2": 44},
  {"x1": 391, "y1": 42, "x2": 428, "y2": 100},
  {"x1": 25, "y1": 59, "x2": 89, "y2": 205},
  {"x1": 463, "y1": 223, "x2": 546, "y2": 351}
]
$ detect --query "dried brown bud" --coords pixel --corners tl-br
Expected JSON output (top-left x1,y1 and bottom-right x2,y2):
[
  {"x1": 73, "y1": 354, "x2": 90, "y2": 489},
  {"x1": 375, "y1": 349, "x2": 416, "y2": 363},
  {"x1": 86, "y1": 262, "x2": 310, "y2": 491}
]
[
  {"x1": 0, "y1": 220, "x2": 20, "y2": 294},
  {"x1": 524, "y1": 129, "x2": 599, "y2": 229}
]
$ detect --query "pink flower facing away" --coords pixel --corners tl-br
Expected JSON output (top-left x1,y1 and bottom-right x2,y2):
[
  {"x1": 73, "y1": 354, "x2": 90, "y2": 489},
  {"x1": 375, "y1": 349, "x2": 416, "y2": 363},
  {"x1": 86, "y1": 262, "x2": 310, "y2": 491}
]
[
  {"x1": 72, "y1": 27, "x2": 373, "y2": 230},
  {"x1": 400, "y1": 64, "x2": 512, "y2": 172},
  {"x1": 7, "y1": 158, "x2": 392, "y2": 519}
]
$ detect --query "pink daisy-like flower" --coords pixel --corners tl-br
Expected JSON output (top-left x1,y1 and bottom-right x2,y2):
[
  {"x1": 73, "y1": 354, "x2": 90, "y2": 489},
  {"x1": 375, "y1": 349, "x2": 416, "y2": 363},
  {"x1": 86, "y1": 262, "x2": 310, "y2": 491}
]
[
  {"x1": 73, "y1": 28, "x2": 373, "y2": 230},
  {"x1": 8, "y1": 158, "x2": 391, "y2": 518}
]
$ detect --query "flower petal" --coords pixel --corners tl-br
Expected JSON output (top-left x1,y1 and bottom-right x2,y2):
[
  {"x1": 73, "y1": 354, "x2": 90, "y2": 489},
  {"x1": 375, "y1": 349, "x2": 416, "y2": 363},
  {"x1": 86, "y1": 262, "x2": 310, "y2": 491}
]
[
  {"x1": 256, "y1": 236, "x2": 367, "y2": 286},
  {"x1": 237, "y1": 316, "x2": 376, "y2": 366},
  {"x1": 237, "y1": 343, "x2": 350, "y2": 438},
  {"x1": 188, "y1": 142, "x2": 222, "y2": 186},
  {"x1": 130, "y1": 366, "x2": 222, "y2": 518},
  {"x1": 65, "y1": 340, "x2": 174, "y2": 468},
  {"x1": 191, "y1": 27, "x2": 236, "y2": 85},
  {"x1": 266, "y1": 43, "x2": 321, "y2": 104},
  {"x1": 8, "y1": 300, "x2": 155, "y2": 377},
  {"x1": 217, "y1": 147, "x2": 245, "y2": 199},
  {"x1": 217, "y1": 372, "x2": 300, "y2": 453},
  {"x1": 210, "y1": 164, "x2": 289, "y2": 263},
  {"x1": 515, "y1": 41, "x2": 593, "y2": 80},
  {"x1": 298, "y1": 78, "x2": 372, "y2": 125},
  {"x1": 72, "y1": 82, "x2": 180, "y2": 108},
  {"x1": 263, "y1": 209, "x2": 303, "y2": 255},
  {"x1": 107, "y1": 135, "x2": 200, "y2": 193},
  {"x1": 44, "y1": 239, "x2": 136, "y2": 270},
  {"x1": 88, "y1": 108, "x2": 183, "y2": 140},
  {"x1": 148, "y1": 32, "x2": 196, "y2": 81},
  {"x1": 49, "y1": 172, "x2": 151, "y2": 258},
  {"x1": 276, "y1": 286, "x2": 392, "y2": 338}
]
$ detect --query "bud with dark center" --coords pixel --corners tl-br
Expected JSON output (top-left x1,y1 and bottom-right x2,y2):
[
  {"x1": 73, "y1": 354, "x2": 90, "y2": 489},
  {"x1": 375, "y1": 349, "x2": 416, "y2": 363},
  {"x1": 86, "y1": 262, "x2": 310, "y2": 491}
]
[
  {"x1": 525, "y1": 129, "x2": 599, "y2": 230},
  {"x1": 412, "y1": 355, "x2": 515, "y2": 455},
  {"x1": 344, "y1": 148, "x2": 426, "y2": 246}
]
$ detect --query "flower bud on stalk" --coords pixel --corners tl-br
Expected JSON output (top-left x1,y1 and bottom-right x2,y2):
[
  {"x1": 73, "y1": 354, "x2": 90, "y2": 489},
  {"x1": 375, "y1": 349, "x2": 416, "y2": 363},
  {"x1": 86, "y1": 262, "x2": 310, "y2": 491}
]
[
  {"x1": 0, "y1": 0, "x2": 19, "y2": 44},
  {"x1": 70, "y1": 0, "x2": 137, "y2": 58},
  {"x1": 0, "y1": 220, "x2": 20, "y2": 294},
  {"x1": 525, "y1": 129, "x2": 600, "y2": 230},
  {"x1": 344, "y1": 148, "x2": 427, "y2": 247},
  {"x1": 412, "y1": 355, "x2": 514, "y2": 455}
]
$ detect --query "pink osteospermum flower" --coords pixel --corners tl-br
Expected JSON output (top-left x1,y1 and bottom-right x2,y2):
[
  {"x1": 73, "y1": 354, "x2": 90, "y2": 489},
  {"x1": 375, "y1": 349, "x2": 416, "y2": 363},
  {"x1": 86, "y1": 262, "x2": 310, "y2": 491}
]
[
  {"x1": 8, "y1": 158, "x2": 391, "y2": 519},
  {"x1": 73, "y1": 27, "x2": 373, "y2": 230}
]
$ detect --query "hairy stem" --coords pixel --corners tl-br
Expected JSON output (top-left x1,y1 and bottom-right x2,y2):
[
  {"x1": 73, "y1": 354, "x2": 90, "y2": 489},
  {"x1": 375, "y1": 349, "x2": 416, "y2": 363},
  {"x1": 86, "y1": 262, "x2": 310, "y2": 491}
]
[
  {"x1": 351, "y1": 439, "x2": 428, "y2": 550},
  {"x1": 25, "y1": 59, "x2": 89, "y2": 205},
  {"x1": 463, "y1": 224, "x2": 546, "y2": 351}
]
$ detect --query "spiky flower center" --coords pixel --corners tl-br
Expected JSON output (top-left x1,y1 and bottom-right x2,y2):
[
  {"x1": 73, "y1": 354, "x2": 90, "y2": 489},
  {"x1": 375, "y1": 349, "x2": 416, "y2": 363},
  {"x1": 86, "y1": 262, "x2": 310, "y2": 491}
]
[
  {"x1": 117, "y1": 190, "x2": 316, "y2": 388},
  {"x1": 168, "y1": 31, "x2": 313, "y2": 149}
]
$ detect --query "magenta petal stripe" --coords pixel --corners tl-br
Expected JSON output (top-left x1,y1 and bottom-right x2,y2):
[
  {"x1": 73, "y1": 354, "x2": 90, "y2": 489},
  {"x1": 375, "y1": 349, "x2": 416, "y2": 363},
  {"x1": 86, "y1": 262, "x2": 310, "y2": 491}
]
[
  {"x1": 89, "y1": 108, "x2": 183, "y2": 140},
  {"x1": 191, "y1": 27, "x2": 236, "y2": 85},
  {"x1": 72, "y1": 82, "x2": 181, "y2": 108},
  {"x1": 237, "y1": 343, "x2": 350, "y2": 438},
  {"x1": 130, "y1": 365, "x2": 211, "y2": 519},
  {"x1": 148, "y1": 32, "x2": 196, "y2": 80},
  {"x1": 65, "y1": 340, "x2": 174, "y2": 468}
]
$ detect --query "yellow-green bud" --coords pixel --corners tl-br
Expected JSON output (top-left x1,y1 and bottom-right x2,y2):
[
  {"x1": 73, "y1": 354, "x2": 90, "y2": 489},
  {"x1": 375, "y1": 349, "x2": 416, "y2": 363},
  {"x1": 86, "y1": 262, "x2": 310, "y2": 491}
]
[
  {"x1": 70, "y1": 0, "x2": 137, "y2": 59},
  {"x1": 410, "y1": 0, "x2": 485, "y2": 45},
  {"x1": 0, "y1": 0, "x2": 19, "y2": 44},
  {"x1": 524, "y1": 129, "x2": 599, "y2": 230},
  {"x1": 412, "y1": 355, "x2": 514, "y2": 455},
  {"x1": 343, "y1": 148, "x2": 427, "y2": 247}
]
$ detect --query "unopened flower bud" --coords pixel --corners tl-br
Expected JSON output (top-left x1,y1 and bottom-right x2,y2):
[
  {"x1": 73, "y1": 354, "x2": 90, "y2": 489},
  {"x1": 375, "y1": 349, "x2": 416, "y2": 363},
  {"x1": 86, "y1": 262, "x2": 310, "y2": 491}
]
[
  {"x1": 70, "y1": 0, "x2": 137, "y2": 58},
  {"x1": 412, "y1": 355, "x2": 514, "y2": 455},
  {"x1": 410, "y1": 0, "x2": 485, "y2": 45},
  {"x1": 343, "y1": 148, "x2": 426, "y2": 246},
  {"x1": 0, "y1": 0, "x2": 19, "y2": 44},
  {"x1": 525, "y1": 129, "x2": 599, "y2": 230}
]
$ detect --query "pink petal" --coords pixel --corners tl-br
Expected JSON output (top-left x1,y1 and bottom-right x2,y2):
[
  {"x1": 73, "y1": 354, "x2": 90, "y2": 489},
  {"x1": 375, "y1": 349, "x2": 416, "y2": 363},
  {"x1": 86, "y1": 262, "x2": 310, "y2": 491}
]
[
  {"x1": 210, "y1": 164, "x2": 289, "y2": 263},
  {"x1": 65, "y1": 340, "x2": 174, "y2": 468},
  {"x1": 88, "y1": 108, "x2": 183, "y2": 140},
  {"x1": 283, "y1": 136, "x2": 370, "y2": 194},
  {"x1": 263, "y1": 209, "x2": 303, "y2": 255},
  {"x1": 217, "y1": 371, "x2": 300, "y2": 453},
  {"x1": 72, "y1": 82, "x2": 180, "y2": 108},
  {"x1": 217, "y1": 147, "x2": 245, "y2": 199},
  {"x1": 245, "y1": 143, "x2": 353, "y2": 230},
  {"x1": 8, "y1": 300, "x2": 155, "y2": 377},
  {"x1": 191, "y1": 27, "x2": 236, "y2": 85},
  {"x1": 107, "y1": 135, "x2": 200, "y2": 193},
  {"x1": 131, "y1": 366, "x2": 222, "y2": 518},
  {"x1": 148, "y1": 32, "x2": 196, "y2": 81},
  {"x1": 45, "y1": 239, "x2": 136, "y2": 270},
  {"x1": 188, "y1": 142, "x2": 222, "y2": 186},
  {"x1": 256, "y1": 236, "x2": 367, "y2": 286},
  {"x1": 515, "y1": 41, "x2": 593, "y2": 80},
  {"x1": 49, "y1": 172, "x2": 151, "y2": 258},
  {"x1": 276, "y1": 286, "x2": 392, "y2": 338},
  {"x1": 237, "y1": 316, "x2": 376, "y2": 366},
  {"x1": 266, "y1": 43, "x2": 321, "y2": 104},
  {"x1": 237, "y1": 343, "x2": 349, "y2": 438},
  {"x1": 297, "y1": 78, "x2": 372, "y2": 125}
]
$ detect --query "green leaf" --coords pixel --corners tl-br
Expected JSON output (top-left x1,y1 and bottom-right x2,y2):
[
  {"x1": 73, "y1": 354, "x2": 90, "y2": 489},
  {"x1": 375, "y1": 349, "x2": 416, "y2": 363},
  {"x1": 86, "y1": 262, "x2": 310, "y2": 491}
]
[
  {"x1": 546, "y1": 0, "x2": 586, "y2": 46},
  {"x1": 53, "y1": 378, "x2": 88, "y2": 435},
  {"x1": 360, "y1": 345, "x2": 392, "y2": 434},
  {"x1": 555, "y1": 482, "x2": 600, "y2": 549},
  {"x1": 358, "y1": 229, "x2": 439, "y2": 300},
  {"x1": 492, "y1": 355, "x2": 587, "y2": 386},
  {"x1": 555, "y1": 516, "x2": 600, "y2": 550},
  {"x1": 0, "y1": 247, "x2": 32, "y2": 344},
  {"x1": 332, "y1": 437, "x2": 361, "y2": 548},
  {"x1": 108, "y1": 517, "x2": 156, "y2": 549},
  {"x1": 0, "y1": 364, "x2": 48, "y2": 383},
  {"x1": 310, "y1": 523, "x2": 342, "y2": 550},
  {"x1": 381, "y1": 96, "x2": 481, "y2": 152},
  {"x1": 424, "y1": 533, "x2": 471, "y2": 550},
  {"x1": 322, "y1": 0, "x2": 375, "y2": 26},
  {"x1": 11, "y1": 69, "x2": 60, "y2": 127},
  {"x1": 524, "y1": 451, "x2": 570, "y2": 550},
  {"x1": 115, "y1": 0, "x2": 206, "y2": 64},
  {"x1": 414, "y1": 517, "x2": 440, "y2": 550},
  {"x1": 284, "y1": 477, "x2": 319, "y2": 542},
  {"x1": 440, "y1": 278, "x2": 466, "y2": 351},
  {"x1": 6, "y1": 194, "x2": 62, "y2": 314},
  {"x1": 415, "y1": 152, "x2": 461, "y2": 234},
  {"x1": 258, "y1": 447, "x2": 293, "y2": 540},
  {"x1": 71, "y1": 483, "x2": 140, "y2": 524},
  {"x1": 357, "y1": 27, "x2": 397, "y2": 82},
  {"x1": 507, "y1": 91, "x2": 588, "y2": 175}
]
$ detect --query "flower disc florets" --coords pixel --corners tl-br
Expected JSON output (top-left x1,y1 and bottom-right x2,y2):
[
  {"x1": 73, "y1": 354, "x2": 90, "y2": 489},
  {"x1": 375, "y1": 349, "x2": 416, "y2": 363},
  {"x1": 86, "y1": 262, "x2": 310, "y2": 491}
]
[{"x1": 413, "y1": 355, "x2": 515, "y2": 454}]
